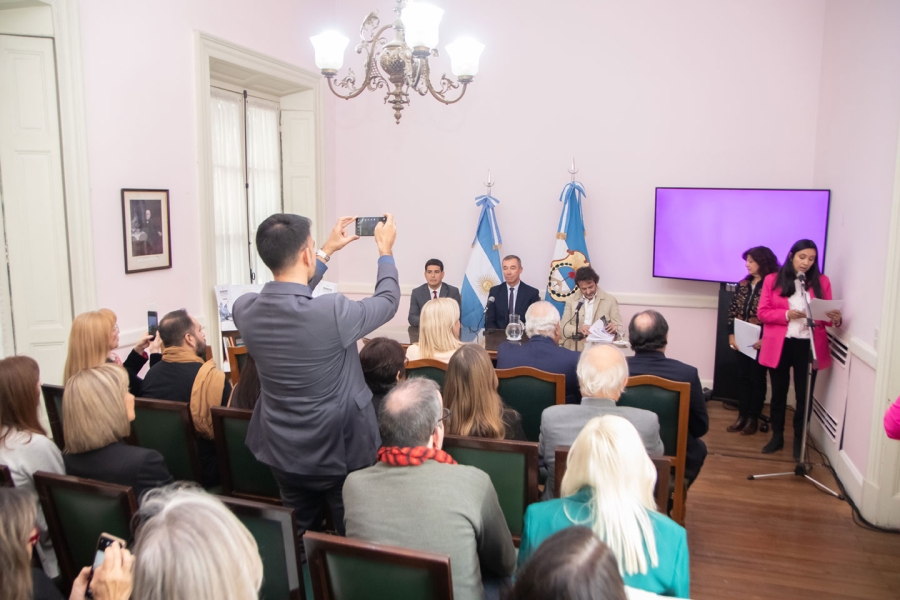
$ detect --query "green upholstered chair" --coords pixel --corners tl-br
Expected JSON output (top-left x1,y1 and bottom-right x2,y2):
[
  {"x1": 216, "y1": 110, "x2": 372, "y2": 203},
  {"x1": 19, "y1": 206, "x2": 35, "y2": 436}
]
[
  {"x1": 618, "y1": 375, "x2": 691, "y2": 524},
  {"x1": 219, "y1": 496, "x2": 305, "y2": 600},
  {"x1": 303, "y1": 531, "x2": 453, "y2": 600},
  {"x1": 495, "y1": 367, "x2": 565, "y2": 442},
  {"x1": 442, "y1": 434, "x2": 538, "y2": 545},
  {"x1": 405, "y1": 359, "x2": 447, "y2": 389},
  {"x1": 131, "y1": 398, "x2": 204, "y2": 483},
  {"x1": 227, "y1": 345, "x2": 250, "y2": 386},
  {"x1": 0, "y1": 464, "x2": 13, "y2": 487},
  {"x1": 41, "y1": 384, "x2": 65, "y2": 451},
  {"x1": 211, "y1": 406, "x2": 281, "y2": 504},
  {"x1": 33, "y1": 471, "x2": 137, "y2": 586}
]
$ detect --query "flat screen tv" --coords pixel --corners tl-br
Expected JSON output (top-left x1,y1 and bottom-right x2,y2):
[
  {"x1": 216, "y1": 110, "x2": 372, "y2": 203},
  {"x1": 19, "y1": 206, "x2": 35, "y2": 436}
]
[{"x1": 653, "y1": 188, "x2": 830, "y2": 283}]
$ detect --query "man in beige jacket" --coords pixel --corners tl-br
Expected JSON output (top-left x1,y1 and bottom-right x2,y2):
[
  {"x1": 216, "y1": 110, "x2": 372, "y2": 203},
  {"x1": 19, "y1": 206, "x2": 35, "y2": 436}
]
[{"x1": 560, "y1": 266, "x2": 621, "y2": 350}]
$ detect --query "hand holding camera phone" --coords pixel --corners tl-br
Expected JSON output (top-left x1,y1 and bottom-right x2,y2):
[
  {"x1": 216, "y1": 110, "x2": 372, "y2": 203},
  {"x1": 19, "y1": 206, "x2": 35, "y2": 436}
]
[
  {"x1": 147, "y1": 311, "x2": 158, "y2": 337},
  {"x1": 355, "y1": 216, "x2": 387, "y2": 237},
  {"x1": 86, "y1": 533, "x2": 127, "y2": 599}
]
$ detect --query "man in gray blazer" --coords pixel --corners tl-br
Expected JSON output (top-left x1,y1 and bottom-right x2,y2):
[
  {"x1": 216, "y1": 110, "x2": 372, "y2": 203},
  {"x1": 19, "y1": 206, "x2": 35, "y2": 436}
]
[
  {"x1": 233, "y1": 213, "x2": 399, "y2": 543},
  {"x1": 407, "y1": 258, "x2": 461, "y2": 326},
  {"x1": 539, "y1": 344, "x2": 664, "y2": 499}
]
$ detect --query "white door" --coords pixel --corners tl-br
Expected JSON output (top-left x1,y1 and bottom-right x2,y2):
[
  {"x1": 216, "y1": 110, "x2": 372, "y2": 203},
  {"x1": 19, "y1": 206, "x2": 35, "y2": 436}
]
[
  {"x1": 281, "y1": 109, "x2": 318, "y2": 237},
  {"x1": 0, "y1": 35, "x2": 73, "y2": 385}
]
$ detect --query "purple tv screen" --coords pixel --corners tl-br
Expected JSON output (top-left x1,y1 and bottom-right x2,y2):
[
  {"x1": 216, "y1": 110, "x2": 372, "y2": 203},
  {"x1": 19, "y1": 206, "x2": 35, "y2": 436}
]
[{"x1": 653, "y1": 188, "x2": 830, "y2": 283}]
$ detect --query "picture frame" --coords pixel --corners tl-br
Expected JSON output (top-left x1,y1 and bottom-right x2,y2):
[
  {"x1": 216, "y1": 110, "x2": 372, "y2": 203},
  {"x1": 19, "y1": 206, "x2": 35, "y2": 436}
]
[{"x1": 121, "y1": 189, "x2": 172, "y2": 274}]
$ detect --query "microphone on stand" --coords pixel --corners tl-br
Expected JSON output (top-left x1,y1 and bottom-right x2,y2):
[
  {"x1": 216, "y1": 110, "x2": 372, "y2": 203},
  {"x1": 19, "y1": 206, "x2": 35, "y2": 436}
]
[
  {"x1": 797, "y1": 272, "x2": 807, "y2": 289},
  {"x1": 573, "y1": 299, "x2": 586, "y2": 341},
  {"x1": 477, "y1": 296, "x2": 494, "y2": 332}
]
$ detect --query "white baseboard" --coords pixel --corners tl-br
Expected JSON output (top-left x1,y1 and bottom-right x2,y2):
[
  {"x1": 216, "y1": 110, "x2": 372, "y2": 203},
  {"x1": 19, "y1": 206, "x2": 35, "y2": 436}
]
[{"x1": 810, "y1": 421, "x2": 865, "y2": 504}]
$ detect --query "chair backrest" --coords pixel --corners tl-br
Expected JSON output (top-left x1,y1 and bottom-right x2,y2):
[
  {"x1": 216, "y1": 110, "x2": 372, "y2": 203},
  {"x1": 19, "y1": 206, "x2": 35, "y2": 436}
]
[
  {"x1": 41, "y1": 384, "x2": 65, "y2": 451},
  {"x1": 131, "y1": 398, "x2": 203, "y2": 483},
  {"x1": 0, "y1": 463, "x2": 13, "y2": 487},
  {"x1": 211, "y1": 406, "x2": 281, "y2": 503},
  {"x1": 219, "y1": 496, "x2": 305, "y2": 600},
  {"x1": 553, "y1": 446, "x2": 670, "y2": 514},
  {"x1": 405, "y1": 359, "x2": 447, "y2": 388},
  {"x1": 303, "y1": 531, "x2": 453, "y2": 600},
  {"x1": 33, "y1": 471, "x2": 137, "y2": 585},
  {"x1": 442, "y1": 434, "x2": 538, "y2": 544},
  {"x1": 495, "y1": 367, "x2": 565, "y2": 442},
  {"x1": 227, "y1": 345, "x2": 249, "y2": 386}
]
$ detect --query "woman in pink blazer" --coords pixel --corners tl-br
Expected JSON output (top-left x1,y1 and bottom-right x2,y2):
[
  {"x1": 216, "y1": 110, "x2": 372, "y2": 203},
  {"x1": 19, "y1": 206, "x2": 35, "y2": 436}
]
[{"x1": 757, "y1": 240, "x2": 842, "y2": 458}]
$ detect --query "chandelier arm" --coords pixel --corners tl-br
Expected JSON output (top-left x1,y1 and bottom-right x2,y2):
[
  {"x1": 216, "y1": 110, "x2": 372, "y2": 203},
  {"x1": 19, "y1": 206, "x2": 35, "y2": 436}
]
[
  {"x1": 328, "y1": 24, "x2": 395, "y2": 100},
  {"x1": 423, "y1": 69, "x2": 470, "y2": 105}
]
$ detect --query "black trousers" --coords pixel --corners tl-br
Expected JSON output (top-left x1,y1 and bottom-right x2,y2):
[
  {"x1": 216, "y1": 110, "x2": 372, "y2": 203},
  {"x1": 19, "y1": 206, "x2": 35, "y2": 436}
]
[
  {"x1": 768, "y1": 338, "x2": 818, "y2": 438},
  {"x1": 735, "y1": 351, "x2": 767, "y2": 419},
  {"x1": 270, "y1": 467, "x2": 346, "y2": 559}
]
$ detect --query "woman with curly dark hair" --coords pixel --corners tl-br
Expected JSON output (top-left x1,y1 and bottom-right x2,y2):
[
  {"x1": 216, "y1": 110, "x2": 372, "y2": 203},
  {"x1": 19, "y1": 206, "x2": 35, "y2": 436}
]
[{"x1": 725, "y1": 246, "x2": 779, "y2": 435}]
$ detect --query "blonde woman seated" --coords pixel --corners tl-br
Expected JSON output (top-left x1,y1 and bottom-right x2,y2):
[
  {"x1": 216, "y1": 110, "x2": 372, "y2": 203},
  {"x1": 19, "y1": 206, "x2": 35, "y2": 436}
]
[
  {"x1": 443, "y1": 344, "x2": 526, "y2": 441},
  {"x1": 518, "y1": 415, "x2": 689, "y2": 598},
  {"x1": 405, "y1": 298, "x2": 463, "y2": 362},
  {"x1": 63, "y1": 364, "x2": 173, "y2": 499}
]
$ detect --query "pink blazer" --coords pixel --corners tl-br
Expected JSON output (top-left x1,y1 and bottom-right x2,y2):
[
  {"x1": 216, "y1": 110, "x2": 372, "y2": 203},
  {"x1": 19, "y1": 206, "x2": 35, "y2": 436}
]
[{"x1": 757, "y1": 273, "x2": 833, "y2": 370}]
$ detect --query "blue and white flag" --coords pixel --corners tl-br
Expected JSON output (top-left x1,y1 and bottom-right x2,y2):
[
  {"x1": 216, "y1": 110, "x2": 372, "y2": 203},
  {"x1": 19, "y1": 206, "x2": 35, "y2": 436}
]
[
  {"x1": 461, "y1": 194, "x2": 503, "y2": 330},
  {"x1": 545, "y1": 181, "x2": 591, "y2": 315}
]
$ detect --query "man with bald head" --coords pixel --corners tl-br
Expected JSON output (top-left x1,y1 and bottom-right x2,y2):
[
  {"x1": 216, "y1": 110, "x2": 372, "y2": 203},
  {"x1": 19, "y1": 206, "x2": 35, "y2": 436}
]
[
  {"x1": 626, "y1": 310, "x2": 709, "y2": 483},
  {"x1": 538, "y1": 345, "x2": 664, "y2": 499}
]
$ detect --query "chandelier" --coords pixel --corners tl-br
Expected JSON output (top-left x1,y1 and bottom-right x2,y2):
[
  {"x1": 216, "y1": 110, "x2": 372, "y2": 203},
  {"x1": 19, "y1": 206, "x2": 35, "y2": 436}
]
[{"x1": 310, "y1": 0, "x2": 485, "y2": 124}]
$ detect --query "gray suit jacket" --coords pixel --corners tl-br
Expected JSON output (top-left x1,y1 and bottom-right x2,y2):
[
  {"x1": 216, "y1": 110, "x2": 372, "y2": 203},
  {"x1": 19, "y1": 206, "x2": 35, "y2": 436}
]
[
  {"x1": 233, "y1": 258, "x2": 400, "y2": 476},
  {"x1": 539, "y1": 397, "x2": 664, "y2": 499},
  {"x1": 408, "y1": 282, "x2": 462, "y2": 326}
]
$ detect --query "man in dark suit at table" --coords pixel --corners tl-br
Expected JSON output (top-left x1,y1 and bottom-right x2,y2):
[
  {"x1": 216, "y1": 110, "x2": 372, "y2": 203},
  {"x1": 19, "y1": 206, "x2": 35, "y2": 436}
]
[
  {"x1": 625, "y1": 310, "x2": 709, "y2": 483},
  {"x1": 233, "y1": 213, "x2": 399, "y2": 545},
  {"x1": 496, "y1": 301, "x2": 581, "y2": 404},
  {"x1": 485, "y1": 255, "x2": 541, "y2": 330},
  {"x1": 408, "y1": 258, "x2": 461, "y2": 326}
]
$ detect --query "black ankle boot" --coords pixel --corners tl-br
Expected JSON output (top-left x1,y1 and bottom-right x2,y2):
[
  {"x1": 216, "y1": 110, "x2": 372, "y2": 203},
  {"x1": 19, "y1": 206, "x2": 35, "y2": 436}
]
[
  {"x1": 727, "y1": 415, "x2": 748, "y2": 433},
  {"x1": 762, "y1": 432, "x2": 784, "y2": 454}
]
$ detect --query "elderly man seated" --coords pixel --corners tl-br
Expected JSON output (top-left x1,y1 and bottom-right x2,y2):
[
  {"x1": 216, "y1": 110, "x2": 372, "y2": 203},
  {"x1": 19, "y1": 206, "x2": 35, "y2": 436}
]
[
  {"x1": 496, "y1": 301, "x2": 581, "y2": 404},
  {"x1": 539, "y1": 344, "x2": 664, "y2": 499},
  {"x1": 342, "y1": 378, "x2": 516, "y2": 600}
]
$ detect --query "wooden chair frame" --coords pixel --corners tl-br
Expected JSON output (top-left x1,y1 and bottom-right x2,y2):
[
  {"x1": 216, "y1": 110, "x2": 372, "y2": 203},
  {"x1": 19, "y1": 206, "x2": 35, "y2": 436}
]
[
  {"x1": 132, "y1": 397, "x2": 204, "y2": 483},
  {"x1": 0, "y1": 464, "x2": 13, "y2": 487},
  {"x1": 33, "y1": 471, "x2": 137, "y2": 585},
  {"x1": 495, "y1": 366, "x2": 566, "y2": 406},
  {"x1": 211, "y1": 406, "x2": 281, "y2": 505},
  {"x1": 41, "y1": 384, "x2": 65, "y2": 451},
  {"x1": 405, "y1": 358, "x2": 449, "y2": 372},
  {"x1": 303, "y1": 531, "x2": 453, "y2": 600},
  {"x1": 227, "y1": 345, "x2": 249, "y2": 386}
]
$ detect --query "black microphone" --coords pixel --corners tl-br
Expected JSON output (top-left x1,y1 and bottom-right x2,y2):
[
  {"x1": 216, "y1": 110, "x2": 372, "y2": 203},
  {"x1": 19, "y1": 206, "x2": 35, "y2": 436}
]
[
  {"x1": 575, "y1": 299, "x2": 585, "y2": 312},
  {"x1": 483, "y1": 296, "x2": 495, "y2": 314},
  {"x1": 797, "y1": 272, "x2": 807, "y2": 290}
]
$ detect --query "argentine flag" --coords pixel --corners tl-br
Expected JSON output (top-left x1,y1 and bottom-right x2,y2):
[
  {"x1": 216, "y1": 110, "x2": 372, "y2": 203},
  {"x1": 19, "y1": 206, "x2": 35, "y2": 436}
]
[
  {"x1": 545, "y1": 181, "x2": 591, "y2": 315},
  {"x1": 461, "y1": 195, "x2": 503, "y2": 330}
]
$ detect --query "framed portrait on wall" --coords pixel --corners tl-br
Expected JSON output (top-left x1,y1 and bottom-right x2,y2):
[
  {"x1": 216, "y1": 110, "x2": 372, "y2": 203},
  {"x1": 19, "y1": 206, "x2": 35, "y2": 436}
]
[{"x1": 121, "y1": 189, "x2": 172, "y2": 274}]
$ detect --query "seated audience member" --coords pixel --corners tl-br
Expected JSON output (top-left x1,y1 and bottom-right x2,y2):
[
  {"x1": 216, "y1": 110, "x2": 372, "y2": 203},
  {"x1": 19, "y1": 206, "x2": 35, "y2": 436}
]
[
  {"x1": 560, "y1": 266, "x2": 622, "y2": 350},
  {"x1": 405, "y1": 298, "x2": 463, "y2": 362},
  {"x1": 359, "y1": 337, "x2": 407, "y2": 414},
  {"x1": 64, "y1": 310, "x2": 159, "y2": 393},
  {"x1": 408, "y1": 259, "x2": 462, "y2": 326},
  {"x1": 885, "y1": 395, "x2": 900, "y2": 440},
  {"x1": 444, "y1": 344, "x2": 525, "y2": 441},
  {"x1": 132, "y1": 485, "x2": 263, "y2": 600},
  {"x1": 496, "y1": 301, "x2": 580, "y2": 404},
  {"x1": 0, "y1": 356, "x2": 65, "y2": 577},
  {"x1": 508, "y1": 526, "x2": 628, "y2": 600},
  {"x1": 343, "y1": 378, "x2": 516, "y2": 600},
  {"x1": 519, "y1": 416, "x2": 690, "y2": 598},
  {"x1": 227, "y1": 354, "x2": 261, "y2": 411},
  {"x1": 63, "y1": 365, "x2": 173, "y2": 499},
  {"x1": 485, "y1": 255, "x2": 541, "y2": 330},
  {"x1": 140, "y1": 309, "x2": 230, "y2": 487},
  {"x1": 625, "y1": 310, "x2": 709, "y2": 483},
  {"x1": 539, "y1": 345, "x2": 663, "y2": 499}
]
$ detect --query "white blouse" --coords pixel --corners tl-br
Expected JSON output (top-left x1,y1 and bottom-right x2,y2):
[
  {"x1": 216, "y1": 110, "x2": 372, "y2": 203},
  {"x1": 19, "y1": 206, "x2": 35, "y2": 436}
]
[{"x1": 786, "y1": 278, "x2": 812, "y2": 339}]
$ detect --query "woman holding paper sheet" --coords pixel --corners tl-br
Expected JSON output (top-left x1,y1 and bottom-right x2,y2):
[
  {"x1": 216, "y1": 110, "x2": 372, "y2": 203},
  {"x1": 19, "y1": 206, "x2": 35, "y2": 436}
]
[
  {"x1": 757, "y1": 239, "x2": 842, "y2": 458},
  {"x1": 726, "y1": 246, "x2": 779, "y2": 436}
]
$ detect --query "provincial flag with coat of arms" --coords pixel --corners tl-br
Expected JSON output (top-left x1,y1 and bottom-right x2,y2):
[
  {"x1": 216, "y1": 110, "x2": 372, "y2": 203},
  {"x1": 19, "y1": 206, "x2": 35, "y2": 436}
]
[
  {"x1": 545, "y1": 181, "x2": 591, "y2": 315},
  {"x1": 461, "y1": 194, "x2": 503, "y2": 330}
]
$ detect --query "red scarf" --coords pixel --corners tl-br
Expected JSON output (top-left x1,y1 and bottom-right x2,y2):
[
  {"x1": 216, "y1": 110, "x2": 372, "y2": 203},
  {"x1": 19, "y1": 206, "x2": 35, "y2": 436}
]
[{"x1": 377, "y1": 446, "x2": 457, "y2": 466}]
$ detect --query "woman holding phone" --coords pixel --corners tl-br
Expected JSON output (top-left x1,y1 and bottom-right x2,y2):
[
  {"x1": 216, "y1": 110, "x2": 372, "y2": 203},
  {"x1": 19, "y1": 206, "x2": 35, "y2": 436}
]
[{"x1": 757, "y1": 239, "x2": 842, "y2": 458}]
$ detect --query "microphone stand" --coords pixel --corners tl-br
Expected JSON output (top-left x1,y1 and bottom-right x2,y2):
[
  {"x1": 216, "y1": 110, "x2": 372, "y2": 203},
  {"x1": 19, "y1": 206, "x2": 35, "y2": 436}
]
[{"x1": 748, "y1": 278, "x2": 843, "y2": 499}]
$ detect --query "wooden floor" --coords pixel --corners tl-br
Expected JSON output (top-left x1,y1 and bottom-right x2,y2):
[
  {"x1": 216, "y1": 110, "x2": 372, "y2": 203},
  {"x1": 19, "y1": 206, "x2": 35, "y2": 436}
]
[{"x1": 686, "y1": 402, "x2": 900, "y2": 600}]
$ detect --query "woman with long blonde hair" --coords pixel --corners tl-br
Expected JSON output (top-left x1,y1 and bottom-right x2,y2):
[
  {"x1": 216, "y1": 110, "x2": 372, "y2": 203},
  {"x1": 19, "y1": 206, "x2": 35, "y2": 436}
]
[
  {"x1": 405, "y1": 298, "x2": 463, "y2": 362},
  {"x1": 518, "y1": 416, "x2": 689, "y2": 598},
  {"x1": 442, "y1": 344, "x2": 525, "y2": 440}
]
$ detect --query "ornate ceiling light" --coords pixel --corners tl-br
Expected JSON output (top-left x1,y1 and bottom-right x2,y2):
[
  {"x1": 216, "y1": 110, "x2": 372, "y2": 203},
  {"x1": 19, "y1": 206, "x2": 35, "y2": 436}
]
[{"x1": 310, "y1": 0, "x2": 485, "y2": 124}]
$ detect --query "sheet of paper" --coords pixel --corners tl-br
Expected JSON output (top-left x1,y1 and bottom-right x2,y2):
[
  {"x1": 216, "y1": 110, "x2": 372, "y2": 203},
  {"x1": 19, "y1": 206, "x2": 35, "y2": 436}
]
[
  {"x1": 312, "y1": 280, "x2": 338, "y2": 298},
  {"x1": 586, "y1": 319, "x2": 614, "y2": 344},
  {"x1": 734, "y1": 319, "x2": 761, "y2": 359},
  {"x1": 809, "y1": 298, "x2": 843, "y2": 321}
]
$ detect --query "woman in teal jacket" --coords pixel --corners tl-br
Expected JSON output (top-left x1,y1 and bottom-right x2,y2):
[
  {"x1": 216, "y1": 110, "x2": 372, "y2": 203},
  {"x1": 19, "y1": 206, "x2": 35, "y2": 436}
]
[{"x1": 518, "y1": 415, "x2": 690, "y2": 598}]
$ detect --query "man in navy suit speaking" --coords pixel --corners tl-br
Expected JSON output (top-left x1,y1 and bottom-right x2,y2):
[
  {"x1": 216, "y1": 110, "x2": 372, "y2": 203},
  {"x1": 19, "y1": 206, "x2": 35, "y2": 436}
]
[{"x1": 485, "y1": 255, "x2": 541, "y2": 330}]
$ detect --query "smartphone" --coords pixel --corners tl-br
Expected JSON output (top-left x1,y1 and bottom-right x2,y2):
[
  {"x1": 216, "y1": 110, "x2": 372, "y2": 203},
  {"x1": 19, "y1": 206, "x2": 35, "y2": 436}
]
[
  {"x1": 86, "y1": 533, "x2": 126, "y2": 598},
  {"x1": 355, "y1": 216, "x2": 387, "y2": 237},
  {"x1": 147, "y1": 311, "x2": 158, "y2": 337}
]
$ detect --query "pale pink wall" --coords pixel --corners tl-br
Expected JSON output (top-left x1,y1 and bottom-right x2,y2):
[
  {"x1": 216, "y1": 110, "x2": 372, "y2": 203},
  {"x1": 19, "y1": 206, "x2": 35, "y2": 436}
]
[{"x1": 843, "y1": 359, "x2": 877, "y2": 474}]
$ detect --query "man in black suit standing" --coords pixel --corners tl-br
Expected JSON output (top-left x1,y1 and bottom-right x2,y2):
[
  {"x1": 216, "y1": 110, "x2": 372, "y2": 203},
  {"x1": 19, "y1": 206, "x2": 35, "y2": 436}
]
[
  {"x1": 625, "y1": 310, "x2": 709, "y2": 483},
  {"x1": 485, "y1": 255, "x2": 541, "y2": 330},
  {"x1": 408, "y1": 258, "x2": 462, "y2": 326}
]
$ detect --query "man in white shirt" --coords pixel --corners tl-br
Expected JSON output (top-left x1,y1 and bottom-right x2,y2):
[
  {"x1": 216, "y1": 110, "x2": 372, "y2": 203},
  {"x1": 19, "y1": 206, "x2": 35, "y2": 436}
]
[
  {"x1": 408, "y1": 258, "x2": 461, "y2": 326},
  {"x1": 485, "y1": 255, "x2": 541, "y2": 330}
]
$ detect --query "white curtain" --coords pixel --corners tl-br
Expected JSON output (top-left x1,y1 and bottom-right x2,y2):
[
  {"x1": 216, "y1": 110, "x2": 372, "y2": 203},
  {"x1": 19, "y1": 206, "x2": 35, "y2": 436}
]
[
  {"x1": 246, "y1": 97, "x2": 282, "y2": 285},
  {"x1": 210, "y1": 88, "x2": 249, "y2": 285}
]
